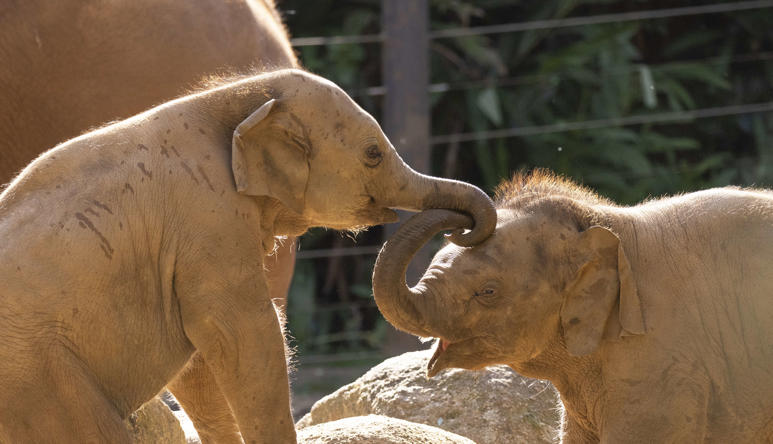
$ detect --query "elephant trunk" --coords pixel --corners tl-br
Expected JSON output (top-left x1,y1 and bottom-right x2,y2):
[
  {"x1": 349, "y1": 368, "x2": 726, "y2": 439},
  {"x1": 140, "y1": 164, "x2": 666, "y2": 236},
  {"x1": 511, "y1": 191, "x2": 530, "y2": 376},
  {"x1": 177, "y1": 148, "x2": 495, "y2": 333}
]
[
  {"x1": 387, "y1": 160, "x2": 496, "y2": 247},
  {"x1": 372, "y1": 209, "x2": 473, "y2": 337}
]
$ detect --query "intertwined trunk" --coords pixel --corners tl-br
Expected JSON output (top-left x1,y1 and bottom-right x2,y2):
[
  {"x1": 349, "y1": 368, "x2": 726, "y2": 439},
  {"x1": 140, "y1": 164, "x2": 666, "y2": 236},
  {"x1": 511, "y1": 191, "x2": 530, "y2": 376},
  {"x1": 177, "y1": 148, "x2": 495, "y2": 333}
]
[
  {"x1": 379, "y1": 153, "x2": 496, "y2": 247},
  {"x1": 372, "y1": 209, "x2": 473, "y2": 336}
]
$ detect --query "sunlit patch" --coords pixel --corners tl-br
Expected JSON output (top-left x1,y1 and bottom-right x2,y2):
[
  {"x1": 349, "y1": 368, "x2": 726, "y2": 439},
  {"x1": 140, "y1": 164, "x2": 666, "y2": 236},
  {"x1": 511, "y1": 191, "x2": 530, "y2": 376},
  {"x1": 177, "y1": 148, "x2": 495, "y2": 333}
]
[
  {"x1": 495, "y1": 209, "x2": 520, "y2": 228},
  {"x1": 344, "y1": 225, "x2": 367, "y2": 237}
]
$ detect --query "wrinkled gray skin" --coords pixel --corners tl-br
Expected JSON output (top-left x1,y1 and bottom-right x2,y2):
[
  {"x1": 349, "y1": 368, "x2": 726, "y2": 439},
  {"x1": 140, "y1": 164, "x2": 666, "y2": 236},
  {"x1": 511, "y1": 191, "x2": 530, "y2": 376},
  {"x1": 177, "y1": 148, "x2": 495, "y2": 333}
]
[
  {"x1": 0, "y1": 69, "x2": 495, "y2": 444},
  {"x1": 373, "y1": 174, "x2": 773, "y2": 443}
]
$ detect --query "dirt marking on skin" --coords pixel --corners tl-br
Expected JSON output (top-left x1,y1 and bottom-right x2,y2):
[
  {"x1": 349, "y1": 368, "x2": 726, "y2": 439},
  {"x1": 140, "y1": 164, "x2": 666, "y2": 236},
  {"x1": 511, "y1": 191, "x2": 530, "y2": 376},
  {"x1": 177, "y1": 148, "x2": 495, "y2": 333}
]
[
  {"x1": 180, "y1": 161, "x2": 199, "y2": 185},
  {"x1": 137, "y1": 144, "x2": 149, "y2": 151},
  {"x1": 124, "y1": 183, "x2": 134, "y2": 194},
  {"x1": 92, "y1": 200, "x2": 113, "y2": 215},
  {"x1": 75, "y1": 212, "x2": 114, "y2": 259},
  {"x1": 170, "y1": 146, "x2": 180, "y2": 157},
  {"x1": 137, "y1": 162, "x2": 152, "y2": 179},
  {"x1": 197, "y1": 165, "x2": 215, "y2": 192}
]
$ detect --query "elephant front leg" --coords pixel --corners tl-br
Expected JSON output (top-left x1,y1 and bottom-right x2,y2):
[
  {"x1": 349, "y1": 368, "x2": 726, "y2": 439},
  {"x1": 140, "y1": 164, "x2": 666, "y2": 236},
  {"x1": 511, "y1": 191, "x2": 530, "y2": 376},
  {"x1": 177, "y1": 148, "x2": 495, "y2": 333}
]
[
  {"x1": 168, "y1": 241, "x2": 297, "y2": 444},
  {"x1": 168, "y1": 353, "x2": 243, "y2": 444},
  {"x1": 177, "y1": 272, "x2": 296, "y2": 444}
]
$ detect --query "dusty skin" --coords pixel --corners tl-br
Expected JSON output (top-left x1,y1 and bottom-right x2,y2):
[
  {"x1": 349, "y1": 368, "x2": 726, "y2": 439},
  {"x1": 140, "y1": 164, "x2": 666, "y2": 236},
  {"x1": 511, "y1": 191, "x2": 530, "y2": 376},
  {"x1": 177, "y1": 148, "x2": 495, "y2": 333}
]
[
  {"x1": 373, "y1": 170, "x2": 773, "y2": 443},
  {"x1": 0, "y1": 1, "x2": 298, "y2": 441},
  {"x1": 0, "y1": 69, "x2": 495, "y2": 444},
  {"x1": 0, "y1": 0, "x2": 297, "y2": 174}
]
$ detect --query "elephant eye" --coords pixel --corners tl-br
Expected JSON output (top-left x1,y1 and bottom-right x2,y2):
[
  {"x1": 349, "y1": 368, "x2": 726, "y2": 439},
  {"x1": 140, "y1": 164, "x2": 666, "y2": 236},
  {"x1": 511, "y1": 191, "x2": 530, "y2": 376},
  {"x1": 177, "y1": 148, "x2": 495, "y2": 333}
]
[
  {"x1": 473, "y1": 284, "x2": 499, "y2": 306},
  {"x1": 364, "y1": 144, "x2": 383, "y2": 168},
  {"x1": 475, "y1": 288, "x2": 496, "y2": 297}
]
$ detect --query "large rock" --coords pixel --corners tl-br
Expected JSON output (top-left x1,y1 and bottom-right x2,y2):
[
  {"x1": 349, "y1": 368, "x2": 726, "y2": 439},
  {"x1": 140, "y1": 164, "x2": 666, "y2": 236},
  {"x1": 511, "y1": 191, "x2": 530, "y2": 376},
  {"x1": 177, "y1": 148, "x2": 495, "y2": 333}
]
[
  {"x1": 297, "y1": 350, "x2": 559, "y2": 444},
  {"x1": 298, "y1": 415, "x2": 474, "y2": 444},
  {"x1": 126, "y1": 396, "x2": 187, "y2": 444}
]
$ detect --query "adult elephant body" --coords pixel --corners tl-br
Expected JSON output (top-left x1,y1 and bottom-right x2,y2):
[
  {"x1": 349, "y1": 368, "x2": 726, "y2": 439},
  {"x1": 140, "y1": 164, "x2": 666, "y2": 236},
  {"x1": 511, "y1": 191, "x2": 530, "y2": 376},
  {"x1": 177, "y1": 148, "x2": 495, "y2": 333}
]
[
  {"x1": 0, "y1": 0, "x2": 296, "y2": 176},
  {"x1": 0, "y1": 1, "x2": 297, "y2": 442},
  {"x1": 373, "y1": 170, "x2": 773, "y2": 443}
]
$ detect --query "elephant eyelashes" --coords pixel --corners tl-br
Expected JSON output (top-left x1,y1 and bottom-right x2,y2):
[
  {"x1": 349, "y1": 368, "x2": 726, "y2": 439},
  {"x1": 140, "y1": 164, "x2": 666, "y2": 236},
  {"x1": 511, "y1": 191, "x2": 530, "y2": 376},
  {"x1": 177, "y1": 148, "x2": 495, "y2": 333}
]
[{"x1": 364, "y1": 144, "x2": 383, "y2": 168}]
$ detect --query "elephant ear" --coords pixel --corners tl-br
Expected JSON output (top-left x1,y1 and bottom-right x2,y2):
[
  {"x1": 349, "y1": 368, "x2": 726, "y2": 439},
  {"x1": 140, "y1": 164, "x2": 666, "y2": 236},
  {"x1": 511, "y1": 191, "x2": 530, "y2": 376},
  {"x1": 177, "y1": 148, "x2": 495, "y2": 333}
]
[
  {"x1": 559, "y1": 225, "x2": 646, "y2": 356},
  {"x1": 231, "y1": 98, "x2": 311, "y2": 214}
]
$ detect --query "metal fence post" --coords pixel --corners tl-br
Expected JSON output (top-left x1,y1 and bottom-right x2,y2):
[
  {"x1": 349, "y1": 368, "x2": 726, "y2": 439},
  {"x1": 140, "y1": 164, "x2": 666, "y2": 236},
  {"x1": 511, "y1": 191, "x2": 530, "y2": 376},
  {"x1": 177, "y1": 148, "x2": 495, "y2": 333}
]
[
  {"x1": 382, "y1": 0, "x2": 430, "y2": 173},
  {"x1": 381, "y1": 0, "x2": 431, "y2": 355}
]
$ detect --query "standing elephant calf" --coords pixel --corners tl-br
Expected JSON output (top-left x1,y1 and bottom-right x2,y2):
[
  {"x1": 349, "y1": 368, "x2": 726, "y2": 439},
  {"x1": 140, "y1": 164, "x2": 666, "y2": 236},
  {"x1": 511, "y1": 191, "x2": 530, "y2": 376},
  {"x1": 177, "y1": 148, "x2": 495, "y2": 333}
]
[
  {"x1": 373, "y1": 169, "x2": 773, "y2": 443},
  {"x1": 0, "y1": 68, "x2": 496, "y2": 444}
]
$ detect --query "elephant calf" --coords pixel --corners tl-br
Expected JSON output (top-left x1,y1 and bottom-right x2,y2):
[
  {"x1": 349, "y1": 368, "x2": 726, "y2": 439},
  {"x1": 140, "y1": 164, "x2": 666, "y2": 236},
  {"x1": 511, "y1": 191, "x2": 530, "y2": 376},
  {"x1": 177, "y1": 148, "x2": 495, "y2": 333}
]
[
  {"x1": 373, "y1": 169, "x2": 773, "y2": 443},
  {"x1": 0, "y1": 68, "x2": 496, "y2": 444}
]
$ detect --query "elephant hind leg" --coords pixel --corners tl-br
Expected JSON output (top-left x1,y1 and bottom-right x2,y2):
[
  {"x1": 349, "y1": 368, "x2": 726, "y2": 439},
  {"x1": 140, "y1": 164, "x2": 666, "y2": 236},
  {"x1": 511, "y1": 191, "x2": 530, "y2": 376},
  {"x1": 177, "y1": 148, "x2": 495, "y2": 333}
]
[
  {"x1": 168, "y1": 352, "x2": 243, "y2": 444},
  {"x1": 1, "y1": 354, "x2": 130, "y2": 444}
]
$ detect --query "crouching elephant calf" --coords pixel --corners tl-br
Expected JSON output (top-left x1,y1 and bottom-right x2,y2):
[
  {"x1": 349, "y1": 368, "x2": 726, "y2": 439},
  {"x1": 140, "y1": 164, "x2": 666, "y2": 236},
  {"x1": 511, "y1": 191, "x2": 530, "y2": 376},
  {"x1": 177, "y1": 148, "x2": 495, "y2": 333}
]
[
  {"x1": 0, "y1": 68, "x2": 496, "y2": 444},
  {"x1": 373, "y1": 169, "x2": 773, "y2": 443}
]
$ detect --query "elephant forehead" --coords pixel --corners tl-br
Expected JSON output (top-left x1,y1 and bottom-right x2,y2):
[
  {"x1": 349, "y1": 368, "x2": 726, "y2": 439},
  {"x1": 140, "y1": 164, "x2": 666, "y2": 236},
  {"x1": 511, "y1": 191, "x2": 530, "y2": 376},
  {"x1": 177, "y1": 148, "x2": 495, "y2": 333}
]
[
  {"x1": 281, "y1": 76, "x2": 369, "y2": 117},
  {"x1": 434, "y1": 244, "x2": 466, "y2": 264},
  {"x1": 494, "y1": 210, "x2": 546, "y2": 235},
  {"x1": 290, "y1": 96, "x2": 379, "y2": 143},
  {"x1": 435, "y1": 243, "x2": 501, "y2": 270},
  {"x1": 495, "y1": 208, "x2": 519, "y2": 227}
]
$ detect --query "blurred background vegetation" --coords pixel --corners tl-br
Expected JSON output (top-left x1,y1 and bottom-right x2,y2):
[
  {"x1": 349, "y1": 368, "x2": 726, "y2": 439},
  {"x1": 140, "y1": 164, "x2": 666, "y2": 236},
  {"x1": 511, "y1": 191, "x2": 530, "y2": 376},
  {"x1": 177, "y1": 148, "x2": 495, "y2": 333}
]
[{"x1": 278, "y1": 0, "x2": 773, "y2": 376}]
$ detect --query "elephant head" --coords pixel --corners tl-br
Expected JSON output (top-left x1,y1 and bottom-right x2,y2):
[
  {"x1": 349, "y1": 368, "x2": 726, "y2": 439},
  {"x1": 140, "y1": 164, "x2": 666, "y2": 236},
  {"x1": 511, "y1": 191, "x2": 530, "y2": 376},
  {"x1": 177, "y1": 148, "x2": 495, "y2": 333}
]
[
  {"x1": 372, "y1": 204, "x2": 646, "y2": 377},
  {"x1": 230, "y1": 69, "x2": 495, "y2": 245}
]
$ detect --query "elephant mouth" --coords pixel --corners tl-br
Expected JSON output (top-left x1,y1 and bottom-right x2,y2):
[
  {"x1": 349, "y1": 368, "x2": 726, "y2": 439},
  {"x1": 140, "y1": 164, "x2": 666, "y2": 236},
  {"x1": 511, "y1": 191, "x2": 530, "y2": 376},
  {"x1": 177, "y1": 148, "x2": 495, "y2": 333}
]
[
  {"x1": 427, "y1": 339, "x2": 446, "y2": 377},
  {"x1": 427, "y1": 337, "x2": 464, "y2": 377},
  {"x1": 427, "y1": 336, "x2": 493, "y2": 377},
  {"x1": 381, "y1": 208, "x2": 400, "y2": 223}
]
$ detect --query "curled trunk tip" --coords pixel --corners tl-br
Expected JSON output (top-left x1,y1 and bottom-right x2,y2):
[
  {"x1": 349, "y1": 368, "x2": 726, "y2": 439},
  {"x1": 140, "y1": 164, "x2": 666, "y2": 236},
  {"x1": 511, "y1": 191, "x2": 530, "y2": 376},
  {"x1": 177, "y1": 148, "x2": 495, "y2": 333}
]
[{"x1": 414, "y1": 174, "x2": 496, "y2": 247}]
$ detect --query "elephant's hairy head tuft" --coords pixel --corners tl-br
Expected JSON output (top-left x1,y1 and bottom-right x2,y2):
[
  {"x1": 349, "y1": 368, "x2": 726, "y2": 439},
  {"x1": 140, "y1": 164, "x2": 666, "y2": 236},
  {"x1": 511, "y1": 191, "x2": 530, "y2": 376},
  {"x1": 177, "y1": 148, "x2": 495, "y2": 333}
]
[
  {"x1": 495, "y1": 168, "x2": 614, "y2": 210},
  {"x1": 493, "y1": 168, "x2": 618, "y2": 232}
]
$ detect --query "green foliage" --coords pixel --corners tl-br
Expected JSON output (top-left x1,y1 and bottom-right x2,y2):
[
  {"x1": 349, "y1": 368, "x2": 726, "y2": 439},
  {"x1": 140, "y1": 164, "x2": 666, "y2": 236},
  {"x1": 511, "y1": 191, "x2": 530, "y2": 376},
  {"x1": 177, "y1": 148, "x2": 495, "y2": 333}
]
[{"x1": 428, "y1": 1, "x2": 773, "y2": 203}]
